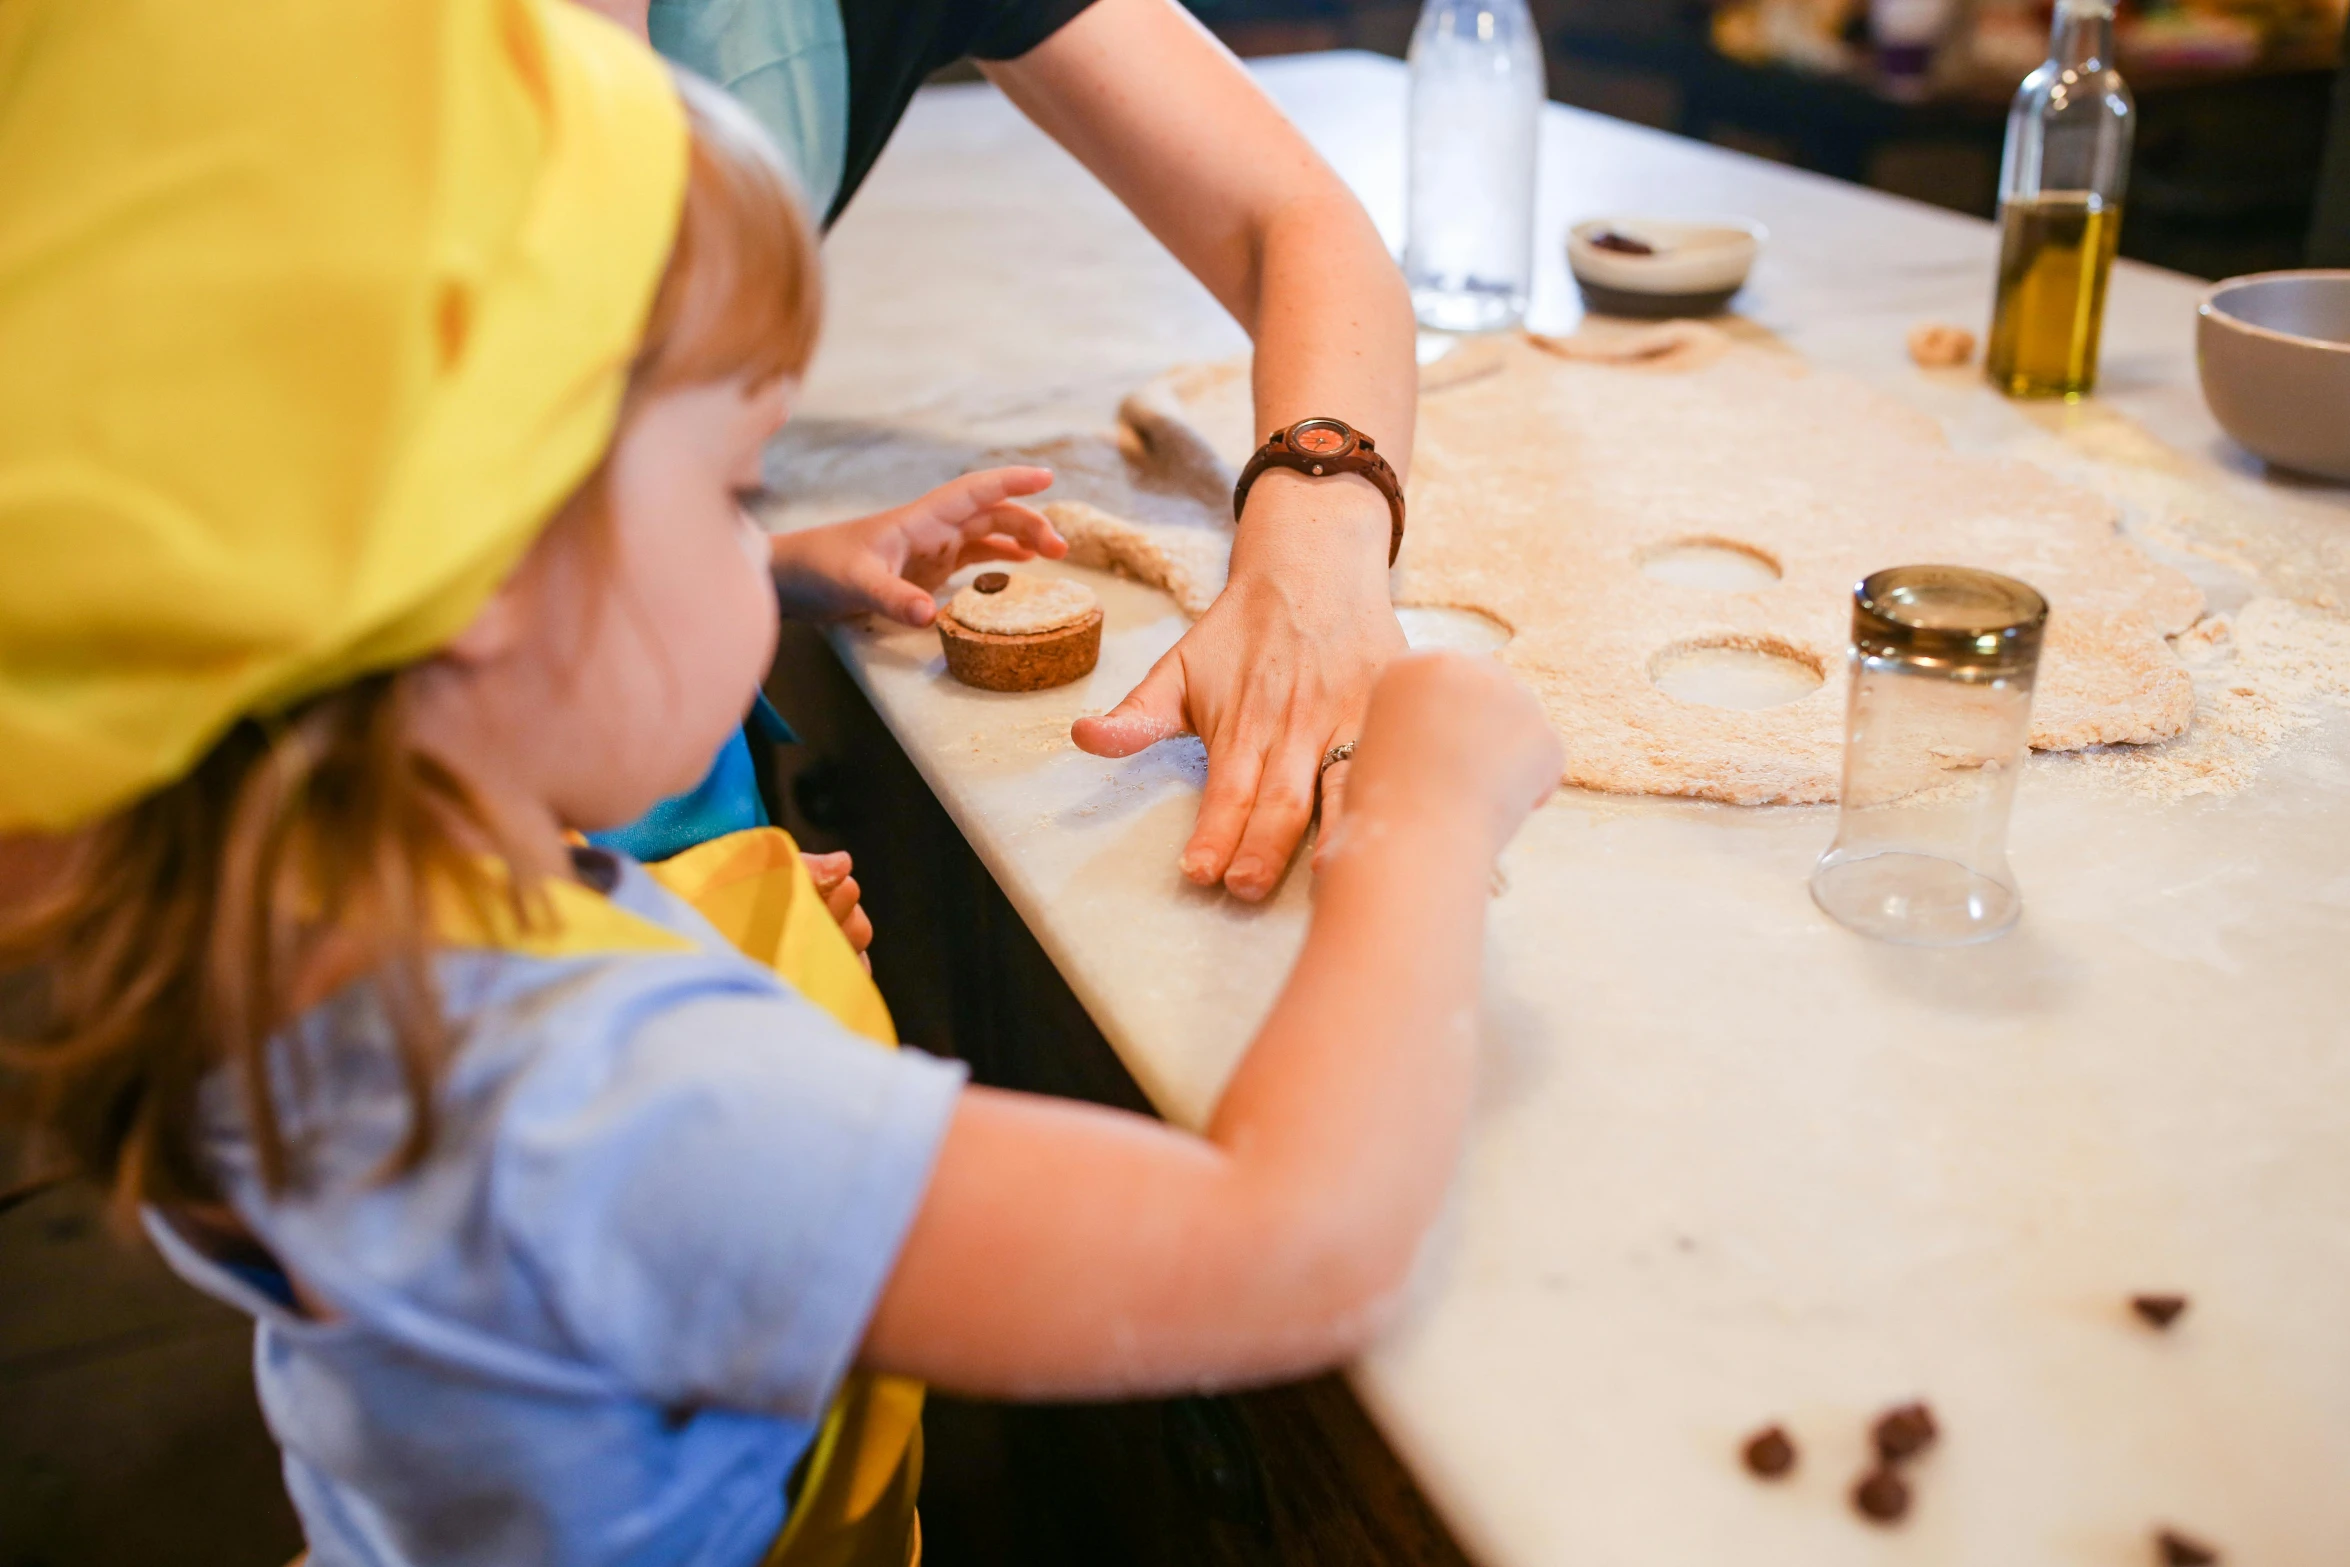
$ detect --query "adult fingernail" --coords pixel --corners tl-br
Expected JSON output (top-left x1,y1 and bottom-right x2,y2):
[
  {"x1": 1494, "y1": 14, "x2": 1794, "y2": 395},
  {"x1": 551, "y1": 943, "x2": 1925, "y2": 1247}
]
[{"x1": 1227, "y1": 858, "x2": 1262, "y2": 889}]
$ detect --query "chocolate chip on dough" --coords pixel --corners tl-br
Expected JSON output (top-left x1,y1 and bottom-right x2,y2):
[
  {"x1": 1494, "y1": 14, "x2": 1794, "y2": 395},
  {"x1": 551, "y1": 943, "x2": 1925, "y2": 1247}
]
[
  {"x1": 2156, "y1": 1528, "x2": 2219, "y2": 1565},
  {"x1": 2132, "y1": 1293, "x2": 2189, "y2": 1329},
  {"x1": 1740, "y1": 1425, "x2": 1796, "y2": 1479},
  {"x1": 1851, "y1": 1467, "x2": 1910, "y2": 1524},
  {"x1": 1588, "y1": 229, "x2": 1656, "y2": 255},
  {"x1": 1871, "y1": 1401, "x2": 1938, "y2": 1464}
]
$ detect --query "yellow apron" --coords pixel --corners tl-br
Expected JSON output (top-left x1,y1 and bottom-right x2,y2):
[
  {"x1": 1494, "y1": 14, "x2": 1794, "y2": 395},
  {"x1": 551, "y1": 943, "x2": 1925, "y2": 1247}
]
[{"x1": 474, "y1": 828, "x2": 925, "y2": 1567}]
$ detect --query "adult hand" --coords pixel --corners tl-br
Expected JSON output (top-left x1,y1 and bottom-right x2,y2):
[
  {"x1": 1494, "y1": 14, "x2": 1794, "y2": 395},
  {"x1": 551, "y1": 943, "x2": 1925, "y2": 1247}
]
[{"x1": 1073, "y1": 470, "x2": 1405, "y2": 901}]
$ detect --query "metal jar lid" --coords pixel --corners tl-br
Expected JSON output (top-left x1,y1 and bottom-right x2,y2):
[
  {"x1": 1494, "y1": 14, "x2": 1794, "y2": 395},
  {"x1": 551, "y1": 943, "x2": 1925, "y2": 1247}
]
[{"x1": 1851, "y1": 565, "x2": 2048, "y2": 673}]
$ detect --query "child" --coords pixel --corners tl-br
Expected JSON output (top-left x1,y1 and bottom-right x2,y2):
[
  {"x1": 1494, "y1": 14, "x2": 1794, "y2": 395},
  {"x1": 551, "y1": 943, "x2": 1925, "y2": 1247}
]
[{"x1": 0, "y1": 4, "x2": 1561, "y2": 1565}]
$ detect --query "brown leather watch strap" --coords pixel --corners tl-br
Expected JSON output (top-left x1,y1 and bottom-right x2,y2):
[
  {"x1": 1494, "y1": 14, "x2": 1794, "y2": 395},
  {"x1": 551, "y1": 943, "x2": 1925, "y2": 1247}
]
[{"x1": 1232, "y1": 417, "x2": 1405, "y2": 566}]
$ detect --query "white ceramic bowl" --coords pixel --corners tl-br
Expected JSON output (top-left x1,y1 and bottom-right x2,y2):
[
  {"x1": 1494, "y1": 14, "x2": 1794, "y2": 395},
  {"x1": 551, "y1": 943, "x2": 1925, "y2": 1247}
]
[
  {"x1": 2196, "y1": 271, "x2": 2350, "y2": 482},
  {"x1": 1567, "y1": 216, "x2": 1766, "y2": 318}
]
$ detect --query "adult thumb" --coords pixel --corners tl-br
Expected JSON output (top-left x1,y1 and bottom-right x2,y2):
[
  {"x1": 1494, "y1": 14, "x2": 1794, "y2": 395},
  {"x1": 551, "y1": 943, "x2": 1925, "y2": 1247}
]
[{"x1": 1072, "y1": 653, "x2": 1189, "y2": 758}]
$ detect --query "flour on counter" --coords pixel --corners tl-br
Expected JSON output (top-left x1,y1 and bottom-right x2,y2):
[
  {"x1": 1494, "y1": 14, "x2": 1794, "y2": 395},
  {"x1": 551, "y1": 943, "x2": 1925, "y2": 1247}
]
[{"x1": 2046, "y1": 598, "x2": 2350, "y2": 799}]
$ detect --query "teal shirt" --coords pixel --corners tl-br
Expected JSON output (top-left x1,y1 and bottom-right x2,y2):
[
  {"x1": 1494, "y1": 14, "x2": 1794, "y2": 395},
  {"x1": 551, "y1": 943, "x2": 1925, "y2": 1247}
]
[
  {"x1": 609, "y1": 3, "x2": 847, "y2": 863},
  {"x1": 650, "y1": 0, "x2": 850, "y2": 216}
]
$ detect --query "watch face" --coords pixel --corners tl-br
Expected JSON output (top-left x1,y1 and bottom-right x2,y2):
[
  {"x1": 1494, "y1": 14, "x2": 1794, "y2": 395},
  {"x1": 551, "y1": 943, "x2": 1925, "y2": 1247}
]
[{"x1": 1290, "y1": 420, "x2": 1351, "y2": 458}]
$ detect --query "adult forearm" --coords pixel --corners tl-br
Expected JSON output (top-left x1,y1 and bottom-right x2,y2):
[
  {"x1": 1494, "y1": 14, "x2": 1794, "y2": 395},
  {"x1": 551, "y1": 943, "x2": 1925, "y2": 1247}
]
[{"x1": 1245, "y1": 192, "x2": 1418, "y2": 475}]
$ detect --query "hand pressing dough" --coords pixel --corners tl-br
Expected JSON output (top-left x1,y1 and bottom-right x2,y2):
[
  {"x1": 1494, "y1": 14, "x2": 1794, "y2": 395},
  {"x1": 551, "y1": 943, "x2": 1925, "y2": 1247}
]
[{"x1": 1070, "y1": 328, "x2": 2202, "y2": 804}]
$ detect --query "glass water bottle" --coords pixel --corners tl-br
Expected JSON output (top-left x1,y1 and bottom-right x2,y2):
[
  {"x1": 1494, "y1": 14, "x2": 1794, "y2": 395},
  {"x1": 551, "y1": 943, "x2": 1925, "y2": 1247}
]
[
  {"x1": 1404, "y1": 0, "x2": 1544, "y2": 333},
  {"x1": 1984, "y1": 0, "x2": 2133, "y2": 400},
  {"x1": 1811, "y1": 566, "x2": 2048, "y2": 947}
]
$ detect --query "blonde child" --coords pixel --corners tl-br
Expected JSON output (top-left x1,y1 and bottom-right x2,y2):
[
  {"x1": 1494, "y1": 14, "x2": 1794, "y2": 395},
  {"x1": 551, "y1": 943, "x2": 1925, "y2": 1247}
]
[{"x1": 0, "y1": 4, "x2": 1560, "y2": 1565}]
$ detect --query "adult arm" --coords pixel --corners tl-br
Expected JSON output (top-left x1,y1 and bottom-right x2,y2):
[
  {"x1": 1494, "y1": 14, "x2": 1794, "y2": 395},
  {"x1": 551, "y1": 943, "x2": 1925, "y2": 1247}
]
[
  {"x1": 858, "y1": 654, "x2": 1560, "y2": 1399},
  {"x1": 985, "y1": 0, "x2": 1419, "y2": 902}
]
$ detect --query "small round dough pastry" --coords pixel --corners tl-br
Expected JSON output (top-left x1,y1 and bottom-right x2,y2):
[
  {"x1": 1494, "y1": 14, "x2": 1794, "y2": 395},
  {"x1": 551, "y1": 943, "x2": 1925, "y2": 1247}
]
[
  {"x1": 1907, "y1": 321, "x2": 1976, "y2": 368},
  {"x1": 937, "y1": 571, "x2": 1103, "y2": 691}
]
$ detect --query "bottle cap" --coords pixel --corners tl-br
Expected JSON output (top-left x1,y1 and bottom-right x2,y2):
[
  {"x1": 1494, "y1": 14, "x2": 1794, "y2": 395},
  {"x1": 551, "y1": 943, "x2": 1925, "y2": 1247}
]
[{"x1": 1851, "y1": 565, "x2": 2047, "y2": 675}]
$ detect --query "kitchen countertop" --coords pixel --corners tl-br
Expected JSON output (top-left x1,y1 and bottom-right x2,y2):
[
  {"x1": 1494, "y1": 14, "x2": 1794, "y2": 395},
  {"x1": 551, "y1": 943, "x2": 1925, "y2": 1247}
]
[{"x1": 771, "y1": 53, "x2": 2350, "y2": 1565}]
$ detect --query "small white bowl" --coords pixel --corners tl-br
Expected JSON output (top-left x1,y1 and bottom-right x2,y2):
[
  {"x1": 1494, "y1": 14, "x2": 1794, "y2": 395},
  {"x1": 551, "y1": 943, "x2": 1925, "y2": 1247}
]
[{"x1": 1568, "y1": 216, "x2": 1766, "y2": 318}]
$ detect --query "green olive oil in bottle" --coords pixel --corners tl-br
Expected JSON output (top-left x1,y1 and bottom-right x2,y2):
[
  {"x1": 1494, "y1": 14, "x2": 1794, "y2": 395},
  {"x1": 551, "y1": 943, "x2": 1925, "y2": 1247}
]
[{"x1": 1985, "y1": 0, "x2": 2134, "y2": 400}]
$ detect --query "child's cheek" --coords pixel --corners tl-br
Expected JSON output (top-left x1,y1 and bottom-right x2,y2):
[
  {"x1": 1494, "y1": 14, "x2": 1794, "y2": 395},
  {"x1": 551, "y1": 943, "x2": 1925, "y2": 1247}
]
[
  {"x1": 735, "y1": 512, "x2": 768, "y2": 573},
  {"x1": 732, "y1": 516, "x2": 780, "y2": 668}
]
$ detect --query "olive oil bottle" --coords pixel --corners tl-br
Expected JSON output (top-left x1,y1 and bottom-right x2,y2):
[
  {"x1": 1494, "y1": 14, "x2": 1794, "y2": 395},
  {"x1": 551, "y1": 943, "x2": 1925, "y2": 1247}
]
[{"x1": 1985, "y1": 0, "x2": 2133, "y2": 400}]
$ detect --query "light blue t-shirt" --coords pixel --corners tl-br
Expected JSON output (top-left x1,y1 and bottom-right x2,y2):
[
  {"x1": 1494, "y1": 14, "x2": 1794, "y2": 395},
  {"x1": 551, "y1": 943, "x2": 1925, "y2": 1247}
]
[{"x1": 149, "y1": 852, "x2": 964, "y2": 1567}]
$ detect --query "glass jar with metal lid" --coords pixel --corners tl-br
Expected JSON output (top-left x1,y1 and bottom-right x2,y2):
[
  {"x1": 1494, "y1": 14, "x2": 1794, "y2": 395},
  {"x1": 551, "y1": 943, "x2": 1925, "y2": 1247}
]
[{"x1": 1810, "y1": 565, "x2": 2049, "y2": 946}]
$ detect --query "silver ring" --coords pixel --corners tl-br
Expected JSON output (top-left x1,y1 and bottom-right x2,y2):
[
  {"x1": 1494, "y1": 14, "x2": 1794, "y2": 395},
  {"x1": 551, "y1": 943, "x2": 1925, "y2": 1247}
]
[{"x1": 1319, "y1": 740, "x2": 1356, "y2": 776}]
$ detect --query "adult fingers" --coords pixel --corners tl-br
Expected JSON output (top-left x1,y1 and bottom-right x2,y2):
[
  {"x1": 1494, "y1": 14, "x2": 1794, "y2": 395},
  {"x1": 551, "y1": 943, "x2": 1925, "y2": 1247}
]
[
  {"x1": 1179, "y1": 719, "x2": 1266, "y2": 890},
  {"x1": 1223, "y1": 726, "x2": 1323, "y2": 901},
  {"x1": 1071, "y1": 652, "x2": 1190, "y2": 759},
  {"x1": 1310, "y1": 756, "x2": 1352, "y2": 872}
]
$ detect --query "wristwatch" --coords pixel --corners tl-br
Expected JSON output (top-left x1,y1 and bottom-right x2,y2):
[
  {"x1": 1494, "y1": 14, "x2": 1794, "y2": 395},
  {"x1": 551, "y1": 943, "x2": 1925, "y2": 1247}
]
[{"x1": 1232, "y1": 417, "x2": 1405, "y2": 566}]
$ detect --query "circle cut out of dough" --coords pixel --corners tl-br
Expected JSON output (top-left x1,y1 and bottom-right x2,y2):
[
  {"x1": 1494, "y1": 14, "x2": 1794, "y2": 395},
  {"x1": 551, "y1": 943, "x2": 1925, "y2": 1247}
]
[
  {"x1": 1649, "y1": 637, "x2": 1824, "y2": 711},
  {"x1": 1638, "y1": 537, "x2": 1782, "y2": 591}
]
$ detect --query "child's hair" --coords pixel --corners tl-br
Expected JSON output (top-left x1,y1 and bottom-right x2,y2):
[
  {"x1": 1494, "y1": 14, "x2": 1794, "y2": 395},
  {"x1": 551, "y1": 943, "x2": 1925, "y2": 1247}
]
[{"x1": 0, "y1": 73, "x2": 821, "y2": 1218}]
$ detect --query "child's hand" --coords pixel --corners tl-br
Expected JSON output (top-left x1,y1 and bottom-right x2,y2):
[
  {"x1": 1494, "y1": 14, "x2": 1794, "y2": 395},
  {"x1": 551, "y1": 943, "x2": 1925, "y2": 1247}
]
[
  {"x1": 770, "y1": 467, "x2": 1066, "y2": 627},
  {"x1": 1338, "y1": 653, "x2": 1561, "y2": 857},
  {"x1": 803, "y1": 850, "x2": 873, "y2": 967}
]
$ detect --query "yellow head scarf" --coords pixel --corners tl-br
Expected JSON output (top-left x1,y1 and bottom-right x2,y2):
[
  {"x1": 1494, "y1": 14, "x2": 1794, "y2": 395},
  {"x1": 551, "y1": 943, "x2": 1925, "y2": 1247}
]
[{"x1": 0, "y1": 0, "x2": 688, "y2": 832}]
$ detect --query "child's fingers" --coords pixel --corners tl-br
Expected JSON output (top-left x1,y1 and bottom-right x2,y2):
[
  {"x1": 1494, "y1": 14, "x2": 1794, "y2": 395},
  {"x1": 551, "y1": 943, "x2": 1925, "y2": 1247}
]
[
  {"x1": 821, "y1": 871, "x2": 861, "y2": 926},
  {"x1": 852, "y1": 555, "x2": 942, "y2": 627},
  {"x1": 803, "y1": 850, "x2": 852, "y2": 892},
  {"x1": 839, "y1": 903, "x2": 874, "y2": 955},
  {"x1": 919, "y1": 467, "x2": 1053, "y2": 528},
  {"x1": 964, "y1": 500, "x2": 1065, "y2": 558},
  {"x1": 956, "y1": 535, "x2": 1039, "y2": 566}
]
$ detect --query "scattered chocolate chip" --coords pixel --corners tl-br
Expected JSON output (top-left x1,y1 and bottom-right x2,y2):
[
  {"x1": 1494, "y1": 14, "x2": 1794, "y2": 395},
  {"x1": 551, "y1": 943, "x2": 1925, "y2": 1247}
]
[
  {"x1": 1851, "y1": 1466, "x2": 1910, "y2": 1524},
  {"x1": 1871, "y1": 1401, "x2": 1938, "y2": 1464},
  {"x1": 2133, "y1": 1293, "x2": 2189, "y2": 1329},
  {"x1": 1740, "y1": 1425, "x2": 1796, "y2": 1478},
  {"x1": 2155, "y1": 1528, "x2": 2218, "y2": 1566},
  {"x1": 1588, "y1": 229, "x2": 1656, "y2": 256},
  {"x1": 973, "y1": 572, "x2": 1010, "y2": 594},
  {"x1": 2156, "y1": 1528, "x2": 2218, "y2": 1565}
]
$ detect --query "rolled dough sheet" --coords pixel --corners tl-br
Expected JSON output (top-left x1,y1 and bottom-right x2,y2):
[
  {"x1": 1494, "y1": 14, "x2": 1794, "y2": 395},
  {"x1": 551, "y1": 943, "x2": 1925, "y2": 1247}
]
[{"x1": 1065, "y1": 328, "x2": 2205, "y2": 805}]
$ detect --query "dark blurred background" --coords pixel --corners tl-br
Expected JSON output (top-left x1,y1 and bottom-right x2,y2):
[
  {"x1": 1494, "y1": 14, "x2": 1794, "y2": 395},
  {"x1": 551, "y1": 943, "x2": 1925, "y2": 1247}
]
[{"x1": 1186, "y1": 0, "x2": 2350, "y2": 278}]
